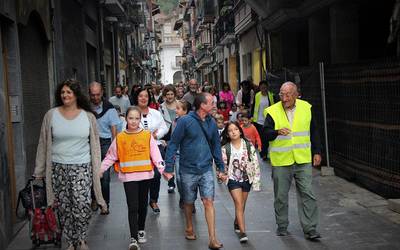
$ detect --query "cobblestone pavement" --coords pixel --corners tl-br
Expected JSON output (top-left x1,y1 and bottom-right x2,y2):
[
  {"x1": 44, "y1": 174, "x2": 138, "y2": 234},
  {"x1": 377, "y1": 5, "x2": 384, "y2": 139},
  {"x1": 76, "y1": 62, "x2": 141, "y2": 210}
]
[{"x1": 7, "y1": 160, "x2": 400, "y2": 250}]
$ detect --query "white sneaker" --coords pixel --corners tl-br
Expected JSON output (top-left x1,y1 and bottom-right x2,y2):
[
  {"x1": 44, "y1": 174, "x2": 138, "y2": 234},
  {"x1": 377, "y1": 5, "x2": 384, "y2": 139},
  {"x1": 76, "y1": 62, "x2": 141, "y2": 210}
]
[
  {"x1": 129, "y1": 238, "x2": 140, "y2": 250},
  {"x1": 138, "y1": 230, "x2": 147, "y2": 243}
]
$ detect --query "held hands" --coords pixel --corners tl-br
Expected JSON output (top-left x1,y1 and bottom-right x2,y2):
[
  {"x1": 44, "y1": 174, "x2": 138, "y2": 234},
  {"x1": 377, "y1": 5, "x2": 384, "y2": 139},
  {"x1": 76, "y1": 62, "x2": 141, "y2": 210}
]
[
  {"x1": 216, "y1": 171, "x2": 228, "y2": 182},
  {"x1": 163, "y1": 172, "x2": 174, "y2": 181},
  {"x1": 278, "y1": 128, "x2": 291, "y2": 136}
]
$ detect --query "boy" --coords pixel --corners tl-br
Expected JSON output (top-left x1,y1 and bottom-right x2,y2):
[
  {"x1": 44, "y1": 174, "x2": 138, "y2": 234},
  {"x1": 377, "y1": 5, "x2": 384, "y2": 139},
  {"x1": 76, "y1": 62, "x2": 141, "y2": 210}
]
[{"x1": 239, "y1": 110, "x2": 262, "y2": 151}]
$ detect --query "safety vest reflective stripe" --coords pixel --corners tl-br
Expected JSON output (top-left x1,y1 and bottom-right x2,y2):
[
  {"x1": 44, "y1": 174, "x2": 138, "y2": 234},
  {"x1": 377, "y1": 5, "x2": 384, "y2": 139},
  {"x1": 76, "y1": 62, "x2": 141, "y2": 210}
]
[
  {"x1": 292, "y1": 131, "x2": 310, "y2": 136},
  {"x1": 119, "y1": 160, "x2": 152, "y2": 167},
  {"x1": 270, "y1": 143, "x2": 311, "y2": 152},
  {"x1": 275, "y1": 131, "x2": 309, "y2": 141}
]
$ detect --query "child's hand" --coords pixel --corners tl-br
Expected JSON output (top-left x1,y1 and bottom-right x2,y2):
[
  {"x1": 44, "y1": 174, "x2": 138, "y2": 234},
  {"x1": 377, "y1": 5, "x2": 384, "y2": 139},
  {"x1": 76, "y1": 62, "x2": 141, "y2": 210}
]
[{"x1": 99, "y1": 171, "x2": 103, "y2": 178}]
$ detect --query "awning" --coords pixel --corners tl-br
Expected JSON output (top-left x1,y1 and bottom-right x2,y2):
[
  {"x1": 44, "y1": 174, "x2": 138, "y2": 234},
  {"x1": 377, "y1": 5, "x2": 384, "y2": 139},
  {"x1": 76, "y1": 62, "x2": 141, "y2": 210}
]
[{"x1": 174, "y1": 19, "x2": 183, "y2": 30}]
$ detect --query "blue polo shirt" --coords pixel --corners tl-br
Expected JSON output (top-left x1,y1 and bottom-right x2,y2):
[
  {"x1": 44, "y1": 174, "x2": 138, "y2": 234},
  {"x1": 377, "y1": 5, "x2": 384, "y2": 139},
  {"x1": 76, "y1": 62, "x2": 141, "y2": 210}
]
[{"x1": 93, "y1": 103, "x2": 120, "y2": 139}]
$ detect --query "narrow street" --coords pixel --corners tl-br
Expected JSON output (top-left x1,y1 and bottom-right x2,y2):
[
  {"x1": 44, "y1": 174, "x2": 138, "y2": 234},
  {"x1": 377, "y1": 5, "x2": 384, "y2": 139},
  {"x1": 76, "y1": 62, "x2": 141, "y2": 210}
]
[{"x1": 7, "y1": 160, "x2": 400, "y2": 250}]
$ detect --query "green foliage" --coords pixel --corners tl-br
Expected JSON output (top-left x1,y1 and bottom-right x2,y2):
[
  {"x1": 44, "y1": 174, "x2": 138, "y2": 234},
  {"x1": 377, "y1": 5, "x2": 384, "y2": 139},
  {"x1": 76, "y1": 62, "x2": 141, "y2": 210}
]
[{"x1": 156, "y1": 0, "x2": 179, "y2": 13}]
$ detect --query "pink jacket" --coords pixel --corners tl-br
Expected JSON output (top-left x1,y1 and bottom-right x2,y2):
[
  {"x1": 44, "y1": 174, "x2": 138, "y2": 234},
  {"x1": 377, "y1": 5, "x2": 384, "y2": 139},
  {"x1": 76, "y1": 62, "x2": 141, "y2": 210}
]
[
  {"x1": 100, "y1": 130, "x2": 165, "y2": 182},
  {"x1": 219, "y1": 90, "x2": 235, "y2": 108}
]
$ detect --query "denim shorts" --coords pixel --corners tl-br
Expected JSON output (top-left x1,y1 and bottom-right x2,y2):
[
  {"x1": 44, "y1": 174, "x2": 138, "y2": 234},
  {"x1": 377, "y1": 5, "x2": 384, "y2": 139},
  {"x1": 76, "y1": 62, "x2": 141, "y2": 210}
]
[
  {"x1": 227, "y1": 179, "x2": 252, "y2": 192},
  {"x1": 180, "y1": 170, "x2": 215, "y2": 203}
]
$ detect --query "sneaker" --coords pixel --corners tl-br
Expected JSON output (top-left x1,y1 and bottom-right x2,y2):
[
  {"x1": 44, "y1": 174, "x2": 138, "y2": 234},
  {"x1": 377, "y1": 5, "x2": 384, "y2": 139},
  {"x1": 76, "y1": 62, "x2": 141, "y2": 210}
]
[
  {"x1": 149, "y1": 202, "x2": 160, "y2": 213},
  {"x1": 78, "y1": 240, "x2": 89, "y2": 250},
  {"x1": 238, "y1": 232, "x2": 248, "y2": 243},
  {"x1": 305, "y1": 230, "x2": 321, "y2": 241},
  {"x1": 138, "y1": 230, "x2": 147, "y2": 243},
  {"x1": 234, "y1": 223, "x2": 240, "y2": 233},
  {"x1": 276, "y1": 227, "x2": 289, "y2": 236},
  {"x1": 129, "y1": 238, "x2": 140, "y2": 250},
  {"x1": 168, "y1": 186, "x2": 175, "y2": 193}
]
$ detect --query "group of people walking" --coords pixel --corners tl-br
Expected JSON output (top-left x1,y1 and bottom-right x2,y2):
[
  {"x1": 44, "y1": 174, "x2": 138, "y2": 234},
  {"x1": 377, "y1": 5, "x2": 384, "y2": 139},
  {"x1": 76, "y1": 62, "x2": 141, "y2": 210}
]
[{"x1": 33, "y1": 77, "x2": 322, "y2": 250}]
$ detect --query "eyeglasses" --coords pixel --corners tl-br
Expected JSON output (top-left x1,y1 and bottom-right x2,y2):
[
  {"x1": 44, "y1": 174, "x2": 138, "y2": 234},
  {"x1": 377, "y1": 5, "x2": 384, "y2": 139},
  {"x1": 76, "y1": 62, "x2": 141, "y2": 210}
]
[{"x1": 279, "y1": 92, "x2": 294, "y2": 98}]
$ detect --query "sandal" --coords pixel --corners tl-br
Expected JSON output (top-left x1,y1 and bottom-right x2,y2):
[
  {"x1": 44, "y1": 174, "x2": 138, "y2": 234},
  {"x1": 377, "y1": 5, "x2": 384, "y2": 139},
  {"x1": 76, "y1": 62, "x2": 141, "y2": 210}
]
[
  {"x1": 185, "y1": 230, "x2": 197, "y2": 240},
  {"x1": 208, "y1": 241, "x2": 223, "y2": 250}
]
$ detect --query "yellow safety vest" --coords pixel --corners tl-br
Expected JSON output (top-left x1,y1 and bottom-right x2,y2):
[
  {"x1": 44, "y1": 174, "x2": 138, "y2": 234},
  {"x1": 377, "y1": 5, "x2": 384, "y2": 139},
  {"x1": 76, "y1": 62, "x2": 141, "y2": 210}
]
[
  {"x1": 114, "y1": 130, "x2": 153, "y2": 173},
  {"x1": 252, "y1": 91, "x2": 275, "y2": 123},
  {"x1": 265, "y1": 99, "x2": 312, "y2": 167}
]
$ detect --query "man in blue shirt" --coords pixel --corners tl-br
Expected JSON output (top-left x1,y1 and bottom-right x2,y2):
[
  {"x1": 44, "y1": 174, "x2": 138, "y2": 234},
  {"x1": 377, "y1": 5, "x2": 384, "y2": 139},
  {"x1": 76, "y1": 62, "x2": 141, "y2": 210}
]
[
  {"x1": 164, "y1": 92, "x2": 226, "y2": 250},
  {"x1": 89, "y1": 81, "x2": 120, "y2": 214}
]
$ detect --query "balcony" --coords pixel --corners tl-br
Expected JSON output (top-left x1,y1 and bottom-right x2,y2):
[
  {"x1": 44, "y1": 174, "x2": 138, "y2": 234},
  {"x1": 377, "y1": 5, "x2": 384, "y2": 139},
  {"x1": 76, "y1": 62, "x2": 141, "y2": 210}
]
[
  {"x1": 215, "y1": 12, "x2": 235, "y2": 45},
  {"x1": 104, "y1": 0, "x2": 125, "y2": 17},
  {"x1": 195, "y1": 48, "x2": 213, "y2": 69}
]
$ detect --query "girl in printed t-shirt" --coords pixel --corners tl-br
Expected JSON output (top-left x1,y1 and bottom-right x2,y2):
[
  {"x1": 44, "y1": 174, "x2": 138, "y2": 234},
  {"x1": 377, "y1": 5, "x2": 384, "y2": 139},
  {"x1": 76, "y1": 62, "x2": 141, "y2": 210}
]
[
  {"x1": 220, "y1": 121, "x2": 261, "y2": 244},
  {"x1": 100, "y1": 106, "x2": 166, "y2": 250}
]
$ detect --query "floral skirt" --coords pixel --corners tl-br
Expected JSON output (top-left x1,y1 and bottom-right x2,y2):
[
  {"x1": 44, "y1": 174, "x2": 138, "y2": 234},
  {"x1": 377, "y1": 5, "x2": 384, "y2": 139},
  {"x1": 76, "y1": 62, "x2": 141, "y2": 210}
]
[{"x1": 52, "y1": 162, "x2": 92, "y2": 246}]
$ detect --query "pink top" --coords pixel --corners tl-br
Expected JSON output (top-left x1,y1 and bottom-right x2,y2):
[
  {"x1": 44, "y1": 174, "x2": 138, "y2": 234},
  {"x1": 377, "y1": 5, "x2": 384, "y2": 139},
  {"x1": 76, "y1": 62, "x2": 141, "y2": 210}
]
[
  {"x1": 219, "y1": 90, "x2": 235, "y2": 108},
  {"x1": 100, "y1": 130, "x2": 165, "y2": 182}
]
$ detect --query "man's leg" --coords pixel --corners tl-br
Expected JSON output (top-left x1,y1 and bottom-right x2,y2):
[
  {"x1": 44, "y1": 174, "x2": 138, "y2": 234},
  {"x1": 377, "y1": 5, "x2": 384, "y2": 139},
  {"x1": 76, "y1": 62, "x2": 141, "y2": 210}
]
[
  {"x1": 293, "y1": 163, "x2": 319, "y2": 235},
  {"x1": 180, "y1": 173, "x2": 198, "y2": 239},
  {"x1": 272, "y1": 166, "x2": 293, "y2": 233},
  {"x1": 199, "y1": 170, "x2": 222, "y2": 248}
]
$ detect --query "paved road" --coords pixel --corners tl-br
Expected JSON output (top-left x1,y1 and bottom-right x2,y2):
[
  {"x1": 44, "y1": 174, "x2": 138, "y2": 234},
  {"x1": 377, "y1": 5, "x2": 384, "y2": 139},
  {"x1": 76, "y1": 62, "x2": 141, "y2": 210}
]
[{"x1": 7, "y1": 160, "x2": 400, "y2": 250}]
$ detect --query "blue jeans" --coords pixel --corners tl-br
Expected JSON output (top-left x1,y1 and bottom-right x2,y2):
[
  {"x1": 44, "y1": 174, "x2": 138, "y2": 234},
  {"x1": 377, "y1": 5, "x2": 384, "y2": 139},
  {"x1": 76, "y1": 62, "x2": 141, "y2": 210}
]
[
  {"x1": 180, "y1": 170, "x2": 215, "y2": 203},
  {"x1": 100, "y1": 138, "x2": 112, "y2": 205}
]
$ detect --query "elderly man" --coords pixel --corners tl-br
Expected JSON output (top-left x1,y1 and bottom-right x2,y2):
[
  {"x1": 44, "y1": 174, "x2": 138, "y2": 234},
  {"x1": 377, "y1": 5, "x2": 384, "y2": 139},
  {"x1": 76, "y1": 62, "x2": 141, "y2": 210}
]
[
  {"x1": 182, "y1": 79, "x2": 199, "y2": 110},
  {"x1": 89, "y1": 82, "x2": 121, "y2": 214},
  {"x1": 164, "y1": 92, "x2": 226, "y2": 250},
  {"x1": 263, "y1": 82, "x2": 322, "y2": 240}
]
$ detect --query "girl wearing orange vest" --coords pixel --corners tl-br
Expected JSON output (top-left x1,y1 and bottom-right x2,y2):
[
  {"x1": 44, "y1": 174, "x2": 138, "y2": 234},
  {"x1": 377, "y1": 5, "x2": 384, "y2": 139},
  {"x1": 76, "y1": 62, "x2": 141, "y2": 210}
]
[{"x1": 100, "y1": 106, "x2": 165, "y2": 250}]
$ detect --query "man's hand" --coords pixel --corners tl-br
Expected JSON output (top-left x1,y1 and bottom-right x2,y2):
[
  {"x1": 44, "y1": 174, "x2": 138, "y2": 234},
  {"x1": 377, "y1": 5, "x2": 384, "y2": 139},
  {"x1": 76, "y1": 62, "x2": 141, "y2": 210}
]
[
  {"x1": 313, "y1": 154, "x2": 322, "y2": 166},
  {"x1": 277, "y1": 128, "x2": 291, "y2": 136},
  {"x1": 217, "y1": 171, "x2": 228, "y2": 182},
  {"x1": 163, "y1": 172, "x2": 174, "y2": 181}
]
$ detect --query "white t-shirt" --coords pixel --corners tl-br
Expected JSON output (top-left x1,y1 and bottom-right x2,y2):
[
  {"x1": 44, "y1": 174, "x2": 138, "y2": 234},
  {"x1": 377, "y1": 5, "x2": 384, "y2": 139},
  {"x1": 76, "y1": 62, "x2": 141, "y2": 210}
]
[
  {"x1": 256, "y1": 95, "x2": 270, "y2": 125},
  {"x1": 51, "y1": 109, "x2": 91, "y2": 164},
  {"x1": 229, "y1": 142, "x2": 248, "y2": 182}
]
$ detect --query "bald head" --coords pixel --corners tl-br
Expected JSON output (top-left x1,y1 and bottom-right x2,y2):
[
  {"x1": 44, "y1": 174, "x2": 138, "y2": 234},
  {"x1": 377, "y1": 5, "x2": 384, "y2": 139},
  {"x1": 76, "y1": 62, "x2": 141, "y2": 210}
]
[
  {"x1": 279, "y1": 82, "x2": 298, "y2": 110},
  {"x1": 280, "y1": 82, "x2": 298, "y2": 94},
  {"x1": 89, "y1": 81, "x2": 103, "y2": 105}
]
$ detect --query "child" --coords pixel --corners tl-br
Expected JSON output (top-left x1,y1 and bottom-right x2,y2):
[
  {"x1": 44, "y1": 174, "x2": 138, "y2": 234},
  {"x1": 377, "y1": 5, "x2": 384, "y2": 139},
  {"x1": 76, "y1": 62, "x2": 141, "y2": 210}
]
[
  {"x1": 169, "y1": 100, "x2": 189, "y2": 209},
  {"x1": 217, "y1": 101, "x2": 230, "y2": 122},
  {"x1": 229, "y1": 103, "x2": 239, "y2": 122},
  {"x1": 100, "y1": 106, "x2": 165, "y2": 250},
  {"x1": 214, "y1": 114, "x2": 225, "y2": 136},
  {"x1": 220, "y1": 121, "x2": 261, "y2": 243},
  {"x1": 239, "y1": 110, "x2": 262, "y2": 151}
]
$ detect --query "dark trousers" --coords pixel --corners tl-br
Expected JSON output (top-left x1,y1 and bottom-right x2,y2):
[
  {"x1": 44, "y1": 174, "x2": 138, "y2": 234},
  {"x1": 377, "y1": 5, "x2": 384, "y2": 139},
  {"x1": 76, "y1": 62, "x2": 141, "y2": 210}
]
[
  {"x1": 254, "y1": 122, "x2": 268, "y2": 158},
  {"x1": 149, "y1": 145, "x2": 164, "y2": 203},
  {"x1": 100, "y1": 138, "x2": 112, "y2": 205},
  {"x1": 123, "y1": 179, "x2": 150, "y2": 239}
]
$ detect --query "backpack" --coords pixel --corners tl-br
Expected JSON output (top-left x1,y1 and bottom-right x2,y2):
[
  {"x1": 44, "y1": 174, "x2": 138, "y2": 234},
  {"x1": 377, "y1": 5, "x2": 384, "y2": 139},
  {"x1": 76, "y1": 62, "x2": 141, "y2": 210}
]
[{"x1": 224, "y1": 139, "x2": 252, "y2": 166}]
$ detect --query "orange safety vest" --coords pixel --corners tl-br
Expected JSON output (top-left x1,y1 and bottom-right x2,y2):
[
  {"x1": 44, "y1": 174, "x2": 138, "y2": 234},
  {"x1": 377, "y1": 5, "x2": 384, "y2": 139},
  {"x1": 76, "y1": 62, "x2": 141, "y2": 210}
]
[{"x1": 114, "y1": 130, "x2": 153, "y2": 173}]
